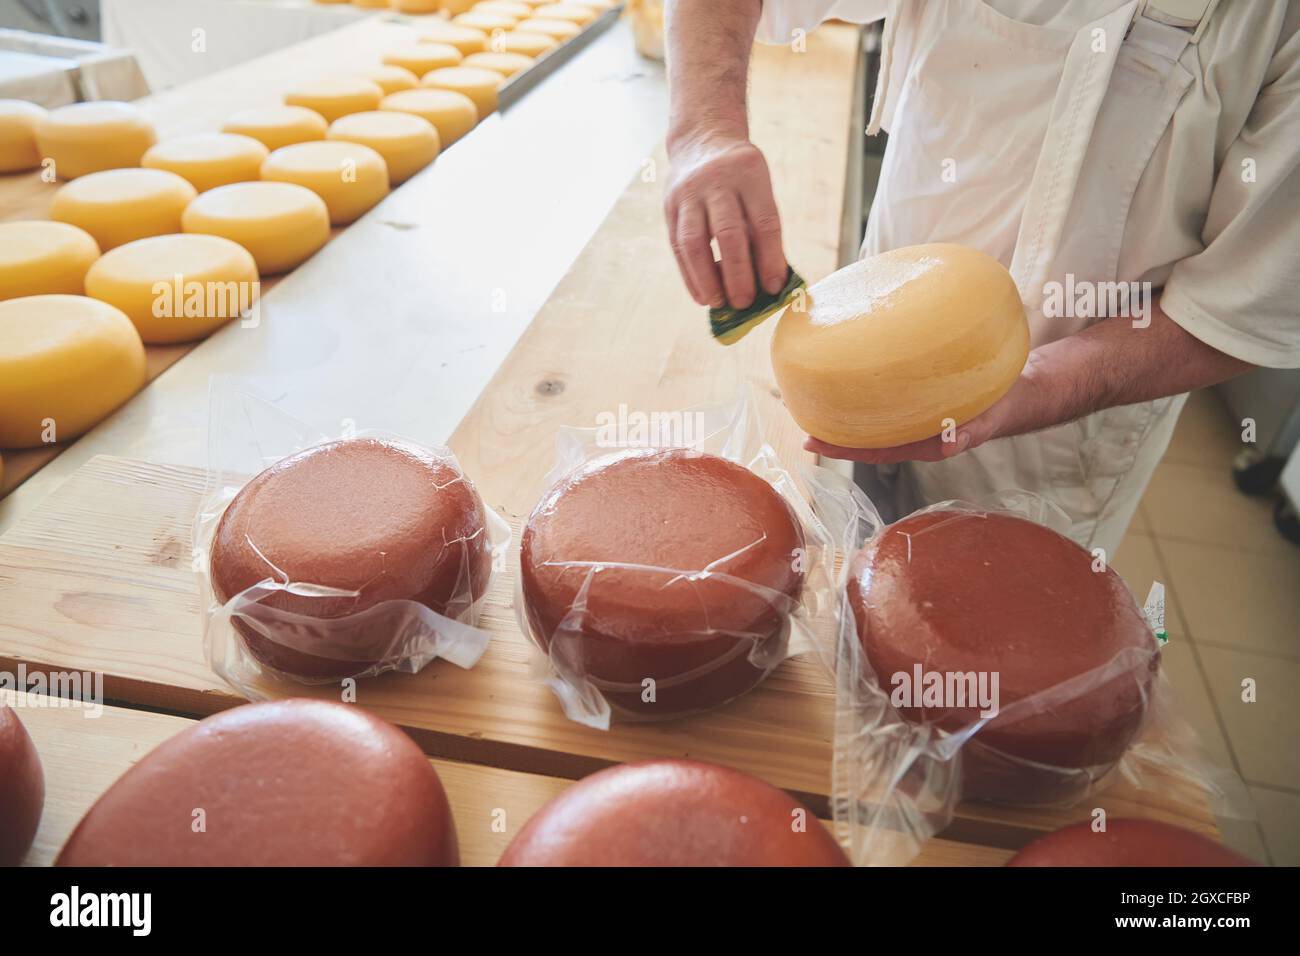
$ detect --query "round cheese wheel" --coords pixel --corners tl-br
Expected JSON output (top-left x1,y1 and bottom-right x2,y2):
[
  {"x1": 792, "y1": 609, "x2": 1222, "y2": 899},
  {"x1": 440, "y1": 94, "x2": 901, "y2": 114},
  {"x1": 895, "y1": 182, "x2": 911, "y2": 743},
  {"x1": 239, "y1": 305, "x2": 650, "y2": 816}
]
[
  {"x1": 210, "y1": 438, "x2": 494, "y2": 679},
  {"x1": 533, "y1": 3, "x2": 596, "y2": 24},
  {"x1": 772, "y1": 243, "x2": 1029, "y2": 448},
  {"x1": 418, "y1": 21, "x2": 489, "y2": 56},
  {"x1": 1008, "y1": 819, "x2": 1255, "y2": 867},
  {"x1": 0, "y1": 221, "x2": 99, "y2": 301},
  {"x1": 392, "y1": 0, "x2": 444, "y2": 11},
  {"x1": 141, "y1": 132, "x2": 269, "y2": 193},
  {"x1": 571, "y1": 0, "x2": 617, "y2": 9},
  {"x1": 383, "y1": 42, "x2": 463, "y2": 78},
  {"x1": 495, "y1": 30, "x2": 558, "y2": 57},
  {"x1": 474, "y1": 1, "x2": 534, "y2": 19},
  {"x1": 50, "y1": 167, "x2": 197, "y2": 252},
  {"x1": 284, "y1": 76, "x2": 385, "y2": 124},
  {"x1": 85, "y1": 234, "x2": 259, "y2": 344},
  {"x1": 516, "y1": 17, "x2": 583, "y2": 40},
  {"x1": 260, "y1": 140, "x2": 389, "y2": 225},
  {"x1": 0, "y1": 99, "x2": 46, "y2": 173},
  {"x1": 355, "y1": 64, "x2": 421, "y2": 96},
  {"x1": 453, "y1": 11, "x2": 519, "y2": 32},
  {"x1": 462, "y1": 51, "x2": 534, "y2": 78},
  {"x1": 34, "y1": 101, "x2": 156, "y2": 180},
  {"x1": 56, "y1": 699, "x2": 458, "y2": 866},
  {"x1": 351, "y1": 0, "x2": 390, "y2": 7},
  {"x1": 520, "y1": 449, "x2": 805, "y2": 718},
  {"x1": 380, "y1": 88, "x2": 478, "y2": 146},
  {"x1": 499, "y1": 760, "x2": 849, "y2": 866},
  {"x1": 847, "y1": 509, "x2": 1159, "y2": 803},
  {"x1": 182, "y1": 181, "x2": 330, "y2": 275},
  {"x1": 0, "y1": 295, "x2": 145, "y2": 448},
  {"x1": 0, "y1": 705, "x2": 44, "y2": 867},
  {"x1": 327, "y1": 111, "x2": 439, "y2": 185},
  {"x1": 421, "y1": 67, "x2": 502, "y2": 118},
  {"x1": 222, "y1": 104, "x2": 328, "y2": 151}
]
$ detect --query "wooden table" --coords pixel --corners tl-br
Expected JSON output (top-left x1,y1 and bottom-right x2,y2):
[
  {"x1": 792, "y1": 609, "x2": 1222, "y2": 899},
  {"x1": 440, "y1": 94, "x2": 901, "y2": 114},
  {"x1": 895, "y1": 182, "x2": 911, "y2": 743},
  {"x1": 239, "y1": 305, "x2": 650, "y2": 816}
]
[{"x1": 0, "y1": 18, "x2": 1219, "y2": 866}]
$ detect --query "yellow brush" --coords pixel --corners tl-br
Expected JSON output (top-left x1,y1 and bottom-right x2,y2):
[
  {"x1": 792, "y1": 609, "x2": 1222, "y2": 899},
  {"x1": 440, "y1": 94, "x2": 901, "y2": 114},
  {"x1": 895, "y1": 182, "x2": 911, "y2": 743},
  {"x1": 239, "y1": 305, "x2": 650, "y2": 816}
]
[{"x1": 708, "y1": 267, "x2": 805, "y2": 345}]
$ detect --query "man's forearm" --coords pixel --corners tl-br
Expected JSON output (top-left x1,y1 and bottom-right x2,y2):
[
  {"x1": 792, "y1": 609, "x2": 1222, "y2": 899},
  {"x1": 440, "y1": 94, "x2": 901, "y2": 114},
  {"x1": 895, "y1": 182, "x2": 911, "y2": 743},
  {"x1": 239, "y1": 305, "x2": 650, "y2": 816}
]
[{"x1": 665, "y1": 0, "x2": 763, "y2": 151}]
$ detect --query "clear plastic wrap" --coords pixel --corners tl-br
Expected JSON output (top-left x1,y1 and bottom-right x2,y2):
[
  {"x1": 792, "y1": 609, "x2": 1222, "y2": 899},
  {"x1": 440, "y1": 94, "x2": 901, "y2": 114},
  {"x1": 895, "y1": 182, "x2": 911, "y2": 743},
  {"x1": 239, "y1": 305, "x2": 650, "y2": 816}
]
[
  {"x1": 193, "y1": 382, "x2": 510, "y2": 700},
  {"x1": 515, "y1": 396, "x2": 837, "y2": 730},
  {"x1": 803, "y1": 463, "x2": 1251, "y2": 866}
]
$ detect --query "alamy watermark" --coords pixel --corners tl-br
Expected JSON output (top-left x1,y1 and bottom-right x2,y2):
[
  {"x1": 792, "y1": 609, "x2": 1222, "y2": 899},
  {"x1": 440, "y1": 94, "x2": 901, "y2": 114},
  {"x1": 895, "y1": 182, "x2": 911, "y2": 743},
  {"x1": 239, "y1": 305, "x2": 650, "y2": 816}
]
[
  {"x1": 0, "y1": 665, "x2": 104, "y2": 718},
  {"x1": 1042, "y1": 274, "x2": 1152, "y2": 328}
]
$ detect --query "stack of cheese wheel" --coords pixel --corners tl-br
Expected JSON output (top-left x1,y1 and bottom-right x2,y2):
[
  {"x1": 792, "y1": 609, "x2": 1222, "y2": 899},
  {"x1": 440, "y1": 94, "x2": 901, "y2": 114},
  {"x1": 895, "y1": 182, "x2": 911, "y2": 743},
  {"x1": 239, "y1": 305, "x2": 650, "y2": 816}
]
[
  {"x1": 418, "y1": 21, "x2": 489, "y2": 56},
  {"x1": 284, "y1": 76, "x2": 384, "y2": 124},
  {"x1": 0, "y1": 295, "x2": 146, "y2": 448},
  {"x1": 380, "y1": 88, "x2": 479, "y2": 146},
  {"x1": 327, "y1": 111, "x2": 440, "y2": 185},
  {"x1": 500, "y1": 760, "x2": 850, "y2": 867},
  {"x1": 356, "y1": 65, "x2": 421, "y2": 96},
  {"x1": 182, "y1": 182, "x2": 330, "y2": 275},
  {"x1": 50, "y1": 168, "x2": 196, "y2": 251},
  {"x1": 382, "y1": 42, "x2": 463, "y2": 79},
  {"x1": 0, "y1": 99, "x2": 46, "y2": 172},
  {"x1": 142, "y1": 133, "x2": 269, "y2": 192},
  {"x1": 56, "y1": 700, "x2": 460, "y2": 866},
  {"x1": 422, "y1": 67, "x2": 503, "y2": 118},
  {"x1": 222, "y1": 105, "x2": 328, "y2": 151},
  {"x1": 772, "y1": 243, "x2": 1029, "y2": 449},
  {"x1": 0, "y1": 705, "x2": 43, "y2": 867},
  {"x1": 85, "y1": 233, "x2": 259, "y2": 344},
  {"x1": 847, "y1": 509, "x2": 1160, "y2": 804},
  {"x1": 0, "y1": 221, "x2": 99, "y2": 299},
  {"x1": 520, "y1": 448, "x2": 806, "y2": 718},
  {"x1": 261, "y1": 140, "x2": 390, "y2": 225},
  {"x1": 34, "y1": 101, "x2": 156, "y2": 179},
  {"x1": 1008, "y1": 819, "x2": 1255, "y2": 867}
]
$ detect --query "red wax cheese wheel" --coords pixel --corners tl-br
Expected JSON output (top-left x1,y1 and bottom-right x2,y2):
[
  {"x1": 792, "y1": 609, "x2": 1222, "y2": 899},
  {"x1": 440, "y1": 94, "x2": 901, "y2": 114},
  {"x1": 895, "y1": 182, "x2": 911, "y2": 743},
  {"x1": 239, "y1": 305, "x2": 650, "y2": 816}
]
[
  {"x1": 210, "y1": 438, "x2": 493, "y2": 679},
  {"x1": 1008, "y1": 819, "x2": 1255, "y2": 867},
  {"x1": 847, "y1": 510, "x2": 1158, "y2": 803},
  {"x1": 56, "y1": 700, "x2": 457, "y2": 866},
  {"x1": 520, "y1": 449, "x2": 805, "y2": 718},
  {"x1": 499, "y1": 759, "x2": 849, "y2": 866},
  {"x1": 0, "y1": 705, "x2": 44, "y2": 866}
]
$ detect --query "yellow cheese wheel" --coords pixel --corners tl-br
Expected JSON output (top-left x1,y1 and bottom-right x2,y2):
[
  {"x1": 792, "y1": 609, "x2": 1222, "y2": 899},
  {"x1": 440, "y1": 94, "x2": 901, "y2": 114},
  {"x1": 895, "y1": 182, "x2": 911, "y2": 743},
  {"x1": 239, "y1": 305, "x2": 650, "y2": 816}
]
[
  {"x1": 327, "y1": 111, "x2": 439, "y2": 185},
  {"x1": 0, "y1": 295, "x2": 146, "y2": 448},
  {"x1": 0, "y1": 99, "x2": 46, "y2": 173},
  {"x1": 50, "y1": 168, "x2": 198, "y2": 252},
  {"x1": 182, "y1": 182, "x2": 330, "y2": 275},
  {"x1": 516, "y1": 17, "x2": 582, "y2": 40},
  {"x1": 571, "y1": 0, "x2": 616, "y2": 9},
  {"x1": 284, "y1": 77, "x2": 385, "y2": 124},
  {"x1": 771, "y1": 244, "x2": 1030, "y2": 448},
  {"x1": 142, "y1": 133, "x2": 269, "y2": 193},
  {"x1": 453, "y1": 11, "x2": 518, "y2": 32},
  {"x1": 355, "y1": 65, "x2": 421, "y2": 96},
  {"x1": 260, "y1": 140, "x2": 390, "y2": 225},
  {"x1": 418, "y1": 22, "x2": 489, "y2": 56},
  {"x1": 222, "y1": 105, "x2": 328, "y2": 151},
  {"x1": 0, "y1": 222, "x2": 100, "y2": 301},
  {"x1": 494, "y1": 30, "x2": 558, "y2": 57},
  {"x1": 380, "y1": 88, "x2": 478, "y2": 146},
  {"x1": 382, "y1": 42, "x2": 464, "y2": 78},
  {"x1": 85, "y1": 234, "x2": 260, "y2": 345},
  {"x1": 462, "y1": 51, "x2": 534, "y2": 77},
  {"x1": 34, "y1": 101, "x2": 157, "y2": 180},
  {"x1": 351, "y1": 0, "x2": 390, "y2": 7},
  {"x1": 391, "y1": 0, "x2": 443, "y2": 11},
  {"x1": 421, "y1": 67, "x2": 501, "y2": 118},
  {"x1": 474, "y1": 1, "x2": 533, "y2": 19},
  {"x1": 533, "y1": 4, "x2": 595, "y2": 24}
]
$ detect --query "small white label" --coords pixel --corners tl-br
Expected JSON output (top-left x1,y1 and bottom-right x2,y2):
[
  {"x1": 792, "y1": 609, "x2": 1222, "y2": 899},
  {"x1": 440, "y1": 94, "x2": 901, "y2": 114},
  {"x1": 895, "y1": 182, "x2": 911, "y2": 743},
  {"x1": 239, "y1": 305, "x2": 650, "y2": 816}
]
[{"x1": 1144, "y1": 582, "x2": 1168, "y2": 644}]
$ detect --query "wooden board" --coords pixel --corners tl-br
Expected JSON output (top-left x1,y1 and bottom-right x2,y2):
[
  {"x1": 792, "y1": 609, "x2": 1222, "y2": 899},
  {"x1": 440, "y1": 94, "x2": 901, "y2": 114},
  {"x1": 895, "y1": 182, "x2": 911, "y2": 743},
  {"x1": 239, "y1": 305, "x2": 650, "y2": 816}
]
[{"x1": 8, "y1": 691, "x2": 1007, "y2": 866}]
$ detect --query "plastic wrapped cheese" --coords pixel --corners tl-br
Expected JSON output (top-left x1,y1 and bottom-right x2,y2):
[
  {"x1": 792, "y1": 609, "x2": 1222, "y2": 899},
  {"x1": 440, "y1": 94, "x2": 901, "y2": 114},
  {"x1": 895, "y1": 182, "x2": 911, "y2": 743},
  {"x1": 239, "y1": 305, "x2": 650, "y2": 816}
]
[
  {"x1": 0, "y1": 221, "x2": 100, "y2": 301},
  {"x1": 34, "y1": 101, "x2": 156, "y2": 180},
  {"x1": 462, "y1": 51, "x2": 534, "y2": 78},
  {"x1": 421, "y1": 67, "x2": 502, "y2": 118},
  {"x1": 0, "y1": 99, "x2": 46, "y2": 173},
  {"x1": 182, "y1": 182, "x2": 330, "y2": 275},
  {"x1": 383, "y1": 43, "x2": 463, "y2": 79},
  {"x1": 356, "y1": 65, "x2": 421, "y2": 96},
  {"x1": 380, "y1": 89, "x2": 479, "y2": 146},
  {"x1": 0, "y1": 705, "x2": 43, "y2": 867},
  {"x1": 142, "y1": 133, "x2": 269, "y2": 193},
  {"x1": 50, "y1": 168, "x2": 197, "y2": 252},
  {"x1": 0, "y1": 295, "x2": 145, "y2": 448},
  {"x1": 222, "y1": 105, "x2": 328, "y2": 151},
  {"x1": 284, "y1": 77, "x2": 385, "y2": 124},
  {"x1": 417, "y1": 21, "x2": 489, "y2": 56},
  {"x1": 85, "y1": 234, "x2": 259, "y2": 344},
  {"x1": 327, "y1": 111, "x2": 439, "y2": 185},
  {"x1": 260, "y1": 140, "x2": 390, "y2": 225}
]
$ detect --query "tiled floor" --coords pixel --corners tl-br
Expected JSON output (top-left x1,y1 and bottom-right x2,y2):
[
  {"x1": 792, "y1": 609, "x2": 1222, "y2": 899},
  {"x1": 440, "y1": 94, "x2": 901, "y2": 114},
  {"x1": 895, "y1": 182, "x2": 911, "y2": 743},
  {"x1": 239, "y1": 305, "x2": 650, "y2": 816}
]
[{"x1": 1111, "y1": 388, "x2": 1300, "y2": 865}]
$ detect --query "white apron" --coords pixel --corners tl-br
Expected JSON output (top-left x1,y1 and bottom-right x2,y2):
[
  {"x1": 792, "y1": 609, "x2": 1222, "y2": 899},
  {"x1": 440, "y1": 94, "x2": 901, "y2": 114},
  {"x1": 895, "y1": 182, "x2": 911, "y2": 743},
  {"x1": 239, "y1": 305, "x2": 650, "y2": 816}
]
[{"x1": 862, "y1": 0, "x2": 1214, "y2": 559}]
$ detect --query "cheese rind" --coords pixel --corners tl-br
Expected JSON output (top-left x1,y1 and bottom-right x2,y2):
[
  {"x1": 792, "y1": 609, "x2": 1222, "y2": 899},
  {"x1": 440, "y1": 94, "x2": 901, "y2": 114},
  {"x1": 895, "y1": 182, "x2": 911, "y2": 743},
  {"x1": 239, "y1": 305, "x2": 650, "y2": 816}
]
[
  {"x1": 0, "y1": 222, "x2": 100, "y2": 301},
  {"x1": 222, "y1": 106, "x2": 328, "y2": 151},
  {"x1": 421, "y1": 67, "x2": 502, "y2": 118},
  {"x1": 142, "y1": 133, "x2": 269, "y2": 193},
  {"x1": 462, "y1": 51, "x2": 534, "y2": 78},
  {"x1": 327, "y1": 111, "x2": 439, "y2": 185},
  {"x1": 418, "y1": 22, "x2": 489, "y2": 56},
  {"x1": 260, "y1": 140, "x2": 390, "y2": 225},
  {"x1": 84, "y1": 234, "x2": 260, "y2": 344},
  {"x1": 0, "y1": 295, "x2": 146, "y2": 448},
  {"x1": 383, "y1": 43, "x2": 463, "y2": 79},
  {"x1": 50, "y1": 168, "x2": 198, "y2": 252},
  {"x1": 284, "y1": 77, "x2": 385, "y2": 124},
  {"x1": 182, "y1": 181, "x2": 330, "y2": 275},
  {"x1": 34, "y1": 101, "x2": 157, "y2": 180},
  {"x1": 0, "y1": 99, "x2": 47, "y2": 173},
  {"x1": 380, "y1": 88, "x2": 478, "y2": 146}
]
